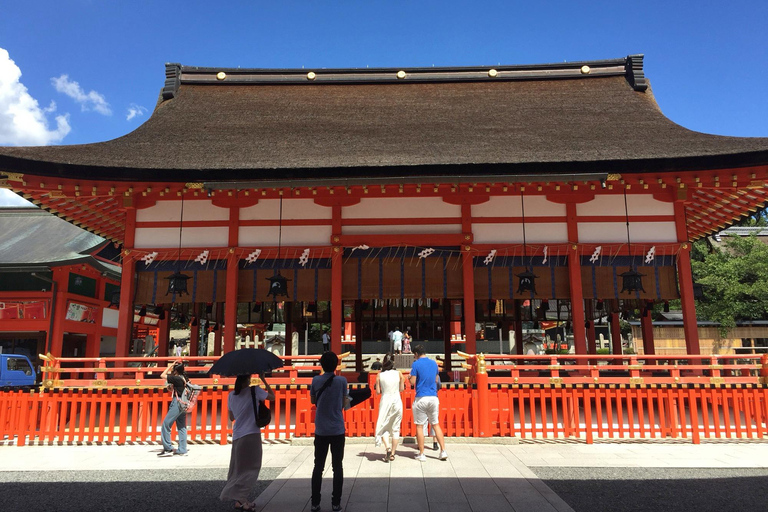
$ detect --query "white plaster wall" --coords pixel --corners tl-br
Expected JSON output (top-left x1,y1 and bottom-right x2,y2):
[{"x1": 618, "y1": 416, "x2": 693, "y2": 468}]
[
  {"x1": 136, "y1": 200, "x2": 229, "y2": 222},
  {"x1": 342, "y1": 198, "x2": 460, "y2": 219},
  {"x1": 578, "y1": 222, "x2": 677, "y2": 243},
  {"x1": 240, "y1": 199, "x2": 332, "y2": 221},
  {"x1": 472, "y1": 196, "x2": 566, "y2": 217},
  {"x1": 102, "y1": 308, "x2": 119, "y2": 329},
  {"x1": 577, "y1": 195, "x2": 674, "y2": 216},
  {"x1": 239, "y1": 226, "x2": 331, "y2": 246},
  {"x1": 473, "y1": 223, "x2": 569, "y2": 244},
  {"x1": 134, "y1": 227, "x2": 230, "y2": 248},
  {"x1": 341, "y1": 224, "x2": 461, "y2": 235}
]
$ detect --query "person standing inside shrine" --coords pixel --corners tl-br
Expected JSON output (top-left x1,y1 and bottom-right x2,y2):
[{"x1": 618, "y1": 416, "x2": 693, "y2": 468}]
[
  {"x1": 322, "y1": 329, "x2": 330, "y2": 352},
  {"x1": 409, "y1": 345, "x2": 447, "y2": 461},
  {"x1": 158, "y1": 360, "x2": 188, "y2": 457},
  {"x1": 310, "y1": 352, "x2": 349, "y2": 512},
  {"x1": 391, "y1": 327, "x2": 403, "y2": 355}
]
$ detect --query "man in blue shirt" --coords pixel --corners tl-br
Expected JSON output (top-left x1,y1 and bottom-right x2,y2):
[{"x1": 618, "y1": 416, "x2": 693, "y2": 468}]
[
  {"x1": 409, "y1": 344, "x2": 447, "y2": 462},
  {"x1": 310, "y1": 352, "x2": 349, "y2": 512}
]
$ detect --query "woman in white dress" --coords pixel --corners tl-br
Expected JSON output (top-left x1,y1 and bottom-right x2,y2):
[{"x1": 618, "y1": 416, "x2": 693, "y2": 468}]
[{"x1": 374, "y1": 355, "x2": 405, "y2": 462}]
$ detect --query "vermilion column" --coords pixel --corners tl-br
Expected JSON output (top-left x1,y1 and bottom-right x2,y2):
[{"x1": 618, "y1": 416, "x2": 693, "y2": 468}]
[
  {"x1": 115, "y1": 207, "x2": 137, "y2": 358},
  {"x1": 585, "y1": 300, "x2": 596, "y2": 355},
  {"x1": 214, "y1": 302, "x2": 224, "y2": 356},
  {"x1": 224, "y1": 251, "x2": 239, "y2": 353},
  {"x1": 641, "y1": 308, "x2": 655, "y2": 355},
  {"x1": 189, "y1": 318, "x2": 200, "y2": 356},
  {"x1": 566, "y1": 203, "x2": 587, "y2": 355},
  {"x1": 157, "y1": 312, "x2": 170, "y2": 356},
  {"x1": 462, "y1": 249, "x2": 476, "y2": 354},
  {"x1": 674, "y1": 201, "x2": 700, "y2": 354},
  {"x1": 610, "y1": 304, "x2": 623, "y2": 355},
  {"x1": 331, "y1": 247, "x2": 343, "y2": 354},
  {"x1": 48, "y1": 267, "x2": 69, "y2": 357},
  {"x1": 514, "y1": 300, "x2": 524, "y2": 355}
]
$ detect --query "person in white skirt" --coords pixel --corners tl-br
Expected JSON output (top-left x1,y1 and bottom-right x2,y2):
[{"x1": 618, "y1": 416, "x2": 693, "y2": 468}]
[{"x1": 374, "y1": 355, "x2": 404, "y2": 462}]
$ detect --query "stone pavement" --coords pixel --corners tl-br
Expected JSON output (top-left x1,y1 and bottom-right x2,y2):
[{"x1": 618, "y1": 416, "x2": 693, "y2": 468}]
[{"x1": 2, "y1": 440, "x2": 768, "y2": 512}]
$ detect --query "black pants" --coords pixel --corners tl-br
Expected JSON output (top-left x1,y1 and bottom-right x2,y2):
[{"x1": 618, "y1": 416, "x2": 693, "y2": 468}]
[{"x1": 312, "y1": 434, "x2": 345, "y2": 507}]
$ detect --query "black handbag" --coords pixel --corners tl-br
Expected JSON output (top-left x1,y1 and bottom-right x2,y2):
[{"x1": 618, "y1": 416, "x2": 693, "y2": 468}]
[{"x1": 251, "y1": 386, "x2": 271, "y2": 428}]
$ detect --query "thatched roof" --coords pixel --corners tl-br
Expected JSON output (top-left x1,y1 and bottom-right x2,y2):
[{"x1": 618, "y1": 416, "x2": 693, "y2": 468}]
[{"x1": 1, "y1": 55, "x2": 766, "y2": 183}]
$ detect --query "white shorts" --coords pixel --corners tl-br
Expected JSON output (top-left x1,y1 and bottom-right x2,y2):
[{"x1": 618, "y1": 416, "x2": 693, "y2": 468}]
[
  {"x1": 412, "y1": 396, "x2": 440, "y2": 426},
  {"x1": 393, "y1": 340, "x2": 402, "y2": 351}
]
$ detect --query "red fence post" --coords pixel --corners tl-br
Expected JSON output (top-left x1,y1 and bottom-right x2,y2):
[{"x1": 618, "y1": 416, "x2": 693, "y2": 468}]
[{"x1": 474, "y1": 354, "x2": 491, "y2": 437}]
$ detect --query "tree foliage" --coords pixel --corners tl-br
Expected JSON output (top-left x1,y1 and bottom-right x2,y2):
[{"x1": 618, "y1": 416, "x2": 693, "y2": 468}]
[{"x1": 692, "y1": 234, "x2": 768, "y2": 336}]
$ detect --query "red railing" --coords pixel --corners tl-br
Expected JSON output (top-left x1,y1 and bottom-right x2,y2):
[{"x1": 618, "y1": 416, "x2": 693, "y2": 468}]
[{"x1": 2, "y1": 353, "x2": 766, "y2": 445}]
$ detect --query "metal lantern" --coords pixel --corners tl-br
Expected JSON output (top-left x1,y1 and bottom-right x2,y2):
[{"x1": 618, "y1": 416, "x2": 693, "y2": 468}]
[
  {"x1": 266, "y1": 271, "x2": 290, "y2": 299},
  {"x1": 252, "y1": 302, "x2": 262, "y2": 313},
  {"x1": 166, "y1": 271, "x2": 191, "y2": 296},
  {"x1": 619, "y1": 268, "x2": 645, "y2": 294},
  {"x1": 516, "y1": 269, "x2": 538, "y2": 294},
  {"x1": 138, "y1": 305, "x2": 147, "y2": 316},
  {"x1": 109, "y1": 289, "x2": 121, "y2": 308}
]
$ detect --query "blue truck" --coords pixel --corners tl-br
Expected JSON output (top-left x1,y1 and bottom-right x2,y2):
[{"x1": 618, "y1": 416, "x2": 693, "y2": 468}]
[{"x1": 1, "y1": 354, "x2": 37, "y2": 388}]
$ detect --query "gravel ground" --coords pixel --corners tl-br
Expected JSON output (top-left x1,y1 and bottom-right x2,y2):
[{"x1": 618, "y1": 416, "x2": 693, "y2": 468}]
[
  {"x1": 531, "y1": 467, "x2": 768, "y2": 512},
  {"x1": 0, "y1": 467, "x2": 284, "y2": 512}
]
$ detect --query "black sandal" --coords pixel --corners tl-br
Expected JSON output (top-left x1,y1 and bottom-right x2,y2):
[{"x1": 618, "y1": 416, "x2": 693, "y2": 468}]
[{"x1": 385, "y1": 449, "x2": 391, "y2": 462}]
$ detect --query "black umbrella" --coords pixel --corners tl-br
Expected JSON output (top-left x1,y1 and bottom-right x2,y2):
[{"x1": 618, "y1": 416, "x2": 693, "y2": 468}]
[
  {"x1": 348, "y1": 387, "x2": 372, "y2": 408},
  {"x1": 208, "y1": 348, "x2": 284, "y2": 376}
]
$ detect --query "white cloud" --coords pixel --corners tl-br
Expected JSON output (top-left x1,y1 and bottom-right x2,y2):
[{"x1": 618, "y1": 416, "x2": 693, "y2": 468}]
[
  {"x1": 126, "y1": 103, "x2": 147, "y2": 121},
  {"x1": 51, "y1": 74, "x2": 111, "y2": 115},
  {"x1": 0, "y1": 48, "x2": 71, "y2": 146}
]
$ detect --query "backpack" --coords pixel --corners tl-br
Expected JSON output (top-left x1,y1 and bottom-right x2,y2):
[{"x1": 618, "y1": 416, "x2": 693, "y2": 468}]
[{"x1": 176, "y1": 382, "x2": 202, "y2": 412}]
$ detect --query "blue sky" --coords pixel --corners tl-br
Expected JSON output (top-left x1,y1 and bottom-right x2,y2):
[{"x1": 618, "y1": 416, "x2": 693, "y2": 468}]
[{"x1": 0, "y1": 1, "x2": 766, "y2": 204}]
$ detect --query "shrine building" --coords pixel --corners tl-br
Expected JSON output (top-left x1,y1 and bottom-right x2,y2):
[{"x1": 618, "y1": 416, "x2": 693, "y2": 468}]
[{"x1": 1, "y1": 55, "x2": 767, "y2": 370}]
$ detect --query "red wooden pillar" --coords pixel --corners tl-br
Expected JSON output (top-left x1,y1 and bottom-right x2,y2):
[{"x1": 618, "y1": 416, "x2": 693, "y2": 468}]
[
  {"x1": 285, "y1": 303, "x2": 293, "y2": 357},
  {"x1": 214, "y1": 302, "x2": 224, "y2": 356},
  {"x1": 462, "y1": 248, "x2": 476, "y2": 354},
  {"x1": 610, "y1": 305, "x2": 623, "y2": 355},
  {"x1": 568, "y1": 250, "x2": 587, "y2": 355},
  {"x1": 442, "y1": 300, "x2": 452, "y2": 371},
  {"x1": 674, "y1": 201, "x2": 700, "y2": 354},
  {"x1": 49, "y1": 267, "x2": 69, "y2": 357},
  {"x1": 224, "y1": 251, "x2": 239, "y2": 354},
  {"x1": 585, "y1": 300, "x2": 596, "y2": 355},
  {"x1": 512, "y1": 300, "x2": 523, "y2": 355},
  {"x1": 331, "y1": 247, "x2": 343, "y2": 354},
  {"x1": 641, "y1": 307, "x2": 655, "y2": 355},
  {"x1": 157, "y1": 312, "x2": 170, "y2": 356},
  {"x1": 354, "y1": 301, "x2": 363, "y2": 372},
  {"x1": 189, "y1": 318, "x2": 200, "y2": 357},
  {"x1": 115, "y1": 207, "x2": 137, "y2": 357},
  {"x1": 566, "y1": 204, "x2": 587, "y2": 355}
]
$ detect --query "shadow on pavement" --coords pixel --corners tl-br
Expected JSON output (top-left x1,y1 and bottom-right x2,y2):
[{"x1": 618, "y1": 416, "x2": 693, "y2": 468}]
[
  {"x1": 531, "y1": 467, "x2": 768, "y2": 512},
  {"x1": 0, "y1": 467, "x2": 284, "y2": 512}
]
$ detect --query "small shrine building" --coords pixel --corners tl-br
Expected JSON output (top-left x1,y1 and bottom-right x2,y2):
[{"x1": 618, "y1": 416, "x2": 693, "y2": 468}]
[{"x1": 1, "y1": 55, "x2": 767, "y2": 370}]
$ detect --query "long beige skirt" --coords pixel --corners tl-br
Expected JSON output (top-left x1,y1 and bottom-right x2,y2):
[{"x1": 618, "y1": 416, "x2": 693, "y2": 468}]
[{"x1": 219, "y1": 431, "x2": 263, "y2": 504}]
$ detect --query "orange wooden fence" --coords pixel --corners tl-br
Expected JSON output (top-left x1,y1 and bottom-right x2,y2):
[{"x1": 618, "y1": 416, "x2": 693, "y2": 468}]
[{"x1": 3, "y1": 354, "x2": 767, "y2": 445}]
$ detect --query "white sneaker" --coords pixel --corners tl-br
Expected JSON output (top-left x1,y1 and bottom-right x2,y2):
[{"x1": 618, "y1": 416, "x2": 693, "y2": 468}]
[
  {"x1": 439, "y1": 450, "x2": 448, "y2": 460},
  {"x1": 416, "y1": 453, "x2": 427, "y2": 462}
]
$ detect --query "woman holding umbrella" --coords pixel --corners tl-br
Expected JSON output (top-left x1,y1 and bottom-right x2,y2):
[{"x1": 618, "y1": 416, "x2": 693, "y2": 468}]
[
  {"x1": 219, "y1": 372, "x2": 275, "y2": 511},
  {"x1": 210, "y1": 349, "x2": 282, "y2": 512}
]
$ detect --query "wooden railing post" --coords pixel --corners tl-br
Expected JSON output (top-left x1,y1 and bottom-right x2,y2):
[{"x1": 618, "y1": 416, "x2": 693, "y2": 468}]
[{"x1": 474, "y1": 354, "x2": 491, "y2": 437}]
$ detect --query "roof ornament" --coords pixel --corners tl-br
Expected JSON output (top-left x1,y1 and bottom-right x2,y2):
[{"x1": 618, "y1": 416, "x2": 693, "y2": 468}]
[
  {"x1": 162, "y1": 63, "x2": 181, "y2": 101},
  {"x1": 625, "y1": 54, "x2": 647, "y2": 92}
]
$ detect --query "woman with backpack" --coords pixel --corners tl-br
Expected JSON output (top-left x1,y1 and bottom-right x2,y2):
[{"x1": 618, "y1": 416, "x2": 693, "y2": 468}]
[
  {"x1": 158, "y1": 360, "x2": 189, "y2": 457},
  {"x1": 220, "y1": 373, "x2": 275, "y2": 511}
]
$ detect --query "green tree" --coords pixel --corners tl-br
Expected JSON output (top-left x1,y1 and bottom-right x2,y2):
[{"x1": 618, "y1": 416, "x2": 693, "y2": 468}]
[{"x1": 691, "y1": 234, "x2": 768, "y2": 336}]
